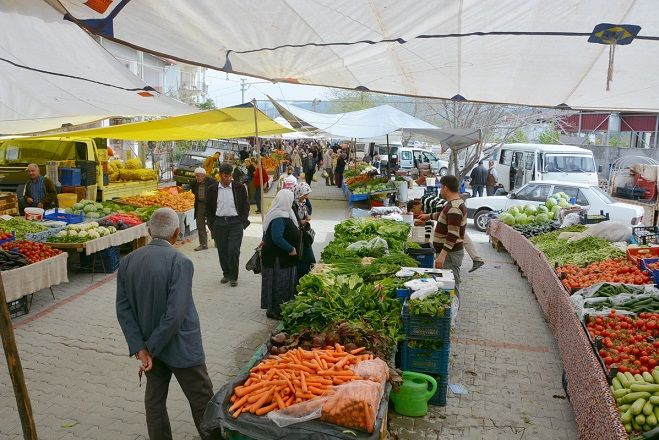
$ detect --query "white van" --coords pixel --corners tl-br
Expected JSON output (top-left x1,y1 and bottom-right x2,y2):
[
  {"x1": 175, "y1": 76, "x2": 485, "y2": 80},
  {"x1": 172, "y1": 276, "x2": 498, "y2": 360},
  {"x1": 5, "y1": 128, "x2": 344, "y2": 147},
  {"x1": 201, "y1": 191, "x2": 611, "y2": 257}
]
[
  {"x1": 397, "y1": 147, "x2": 449, "y2": 176},
  {"x1": 493, "y1": 143, "x2": 598, "y2": 192}
]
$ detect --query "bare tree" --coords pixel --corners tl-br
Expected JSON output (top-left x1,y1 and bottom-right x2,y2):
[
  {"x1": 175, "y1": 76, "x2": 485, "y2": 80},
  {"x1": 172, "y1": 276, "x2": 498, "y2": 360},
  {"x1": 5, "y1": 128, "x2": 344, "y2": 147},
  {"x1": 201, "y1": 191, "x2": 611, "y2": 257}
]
[{"x1": 414, "y1": 99, "x2": 575, "y2": 180}]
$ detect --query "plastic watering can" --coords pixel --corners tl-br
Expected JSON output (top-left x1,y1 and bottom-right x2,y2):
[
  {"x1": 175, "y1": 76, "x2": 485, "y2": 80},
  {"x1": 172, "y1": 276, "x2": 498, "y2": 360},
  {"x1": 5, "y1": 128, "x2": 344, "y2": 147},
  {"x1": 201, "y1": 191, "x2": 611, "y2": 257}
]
[{"x1": 390, "y1": 371, "x2": 437, "y2": 417}]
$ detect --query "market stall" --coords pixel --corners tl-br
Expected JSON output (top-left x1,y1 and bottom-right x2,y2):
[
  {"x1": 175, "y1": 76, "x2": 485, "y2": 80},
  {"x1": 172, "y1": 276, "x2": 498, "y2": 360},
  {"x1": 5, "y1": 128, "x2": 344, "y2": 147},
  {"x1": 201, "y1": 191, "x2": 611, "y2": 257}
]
[
  {"x1": 487, "y1": 219, "x2": 631, "y2": 439},
  {"x1": 3, "y1": 252, "x2": 68, "y2": 303}
]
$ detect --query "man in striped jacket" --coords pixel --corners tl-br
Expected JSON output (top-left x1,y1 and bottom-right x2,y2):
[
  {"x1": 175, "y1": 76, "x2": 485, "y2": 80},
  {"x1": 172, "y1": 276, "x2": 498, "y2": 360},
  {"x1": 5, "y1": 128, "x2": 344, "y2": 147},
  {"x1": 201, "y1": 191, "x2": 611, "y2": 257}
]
[{"x1": 419, "y1": 175, "x2": 467, "y2": 293}]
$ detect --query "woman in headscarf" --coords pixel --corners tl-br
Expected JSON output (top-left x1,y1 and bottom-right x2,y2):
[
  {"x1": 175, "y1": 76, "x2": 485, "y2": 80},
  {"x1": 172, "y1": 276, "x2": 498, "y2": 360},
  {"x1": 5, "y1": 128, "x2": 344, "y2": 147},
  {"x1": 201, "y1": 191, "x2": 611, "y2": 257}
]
[
  {"x1": 260, "y1": 189, "x2": 301, "y2": 320},
  {"x1": 292, "y1": 182, "x2": 316, "y2": 281}
]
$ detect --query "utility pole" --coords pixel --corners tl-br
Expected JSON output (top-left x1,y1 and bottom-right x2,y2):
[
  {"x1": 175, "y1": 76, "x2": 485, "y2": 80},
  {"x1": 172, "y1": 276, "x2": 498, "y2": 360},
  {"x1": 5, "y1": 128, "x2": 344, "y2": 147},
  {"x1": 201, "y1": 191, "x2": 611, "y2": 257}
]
[{"x1": 241, "y1": 79, "x2": 247, "y2": 104}]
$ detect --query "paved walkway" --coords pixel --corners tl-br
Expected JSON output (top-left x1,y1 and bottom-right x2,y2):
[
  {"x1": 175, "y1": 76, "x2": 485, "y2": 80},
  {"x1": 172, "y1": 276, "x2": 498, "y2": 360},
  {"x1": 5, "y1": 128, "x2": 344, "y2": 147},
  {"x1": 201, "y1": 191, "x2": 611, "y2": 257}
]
[
  {"x1": 0, "y1": 201, "x2": 578, "y2": 439},
  {"x1": 388, "y1": 229, "x2": 578, "y2": 440}
]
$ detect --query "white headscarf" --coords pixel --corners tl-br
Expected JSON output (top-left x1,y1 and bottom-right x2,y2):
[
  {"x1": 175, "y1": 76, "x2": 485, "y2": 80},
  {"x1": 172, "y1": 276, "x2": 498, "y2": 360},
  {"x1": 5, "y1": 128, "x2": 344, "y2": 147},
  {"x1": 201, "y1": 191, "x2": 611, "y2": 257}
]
[
  {"x1": 282, "y1": 175, "x2": 297, "y2": 190},
  {"x1": 293, "y1": 182, "x2": 312, "y2": 219},
  {"x1": 263, "y1": 189, "x2": 298, "y2": 232}
]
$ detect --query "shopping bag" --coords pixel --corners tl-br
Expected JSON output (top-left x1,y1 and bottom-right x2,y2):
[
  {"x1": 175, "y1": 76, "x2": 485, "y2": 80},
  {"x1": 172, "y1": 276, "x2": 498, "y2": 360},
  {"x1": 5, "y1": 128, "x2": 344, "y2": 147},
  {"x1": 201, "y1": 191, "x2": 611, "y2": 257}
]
[{"x1": 245, "y1": 249, "x2": 262, "y2": 274}]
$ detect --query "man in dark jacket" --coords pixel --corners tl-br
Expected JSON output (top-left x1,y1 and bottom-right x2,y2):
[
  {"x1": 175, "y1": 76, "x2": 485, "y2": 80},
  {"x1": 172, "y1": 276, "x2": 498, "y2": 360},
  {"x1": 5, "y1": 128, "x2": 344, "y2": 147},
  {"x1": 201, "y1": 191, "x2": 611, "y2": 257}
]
[
  {"x1": 191, "y1": 167, "x2": 216, "y2": 251},
  {"x1": 24, "y1": 163, "x2": 57, "y2": 209},
  {"x1": 116, "y1": 208, "x2": 216, "y2": 440},
  {"x1": 205, "y1": 164, "x2": 250, "y2": 287},
  {"x1": 469, "y1": 161, "x2": 488, "y2": 198}
]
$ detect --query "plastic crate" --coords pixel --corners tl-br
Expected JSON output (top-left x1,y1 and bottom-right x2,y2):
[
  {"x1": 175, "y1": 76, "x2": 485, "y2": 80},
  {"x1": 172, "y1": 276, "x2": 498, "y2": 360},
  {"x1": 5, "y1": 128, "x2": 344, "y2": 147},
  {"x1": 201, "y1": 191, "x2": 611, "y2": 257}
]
[
  {"x1": 43, "y1": 209, "x2": 84, "y2": 224},
  {"x1": 627, "y1": 247, "x2": 659, "y2": 267},
  {"x1": 59, "y1": 168, "x2": 81, "y2": 186},
  {"x1": 8, "y1": 297, "x2": 28, "y2": 319},
  {"x1": 406, "y1": 244, "x2": 435, "y2": 268},
  {"x1": 633, "y1": 226, "x2": 659, "y2": 245},
  {"x1": 428, "y1": 375, "x2": 449, "y2": 407},
  {"x1": 76, "y1": 160, "x2": 97, "y2": 186},
  {"x1": 79, "y1": 246, "x2": 120, "y2": 273},
  {"x1": 581, "y1": 210, "x2": 610, "y2": 225},
  {"x1": 402, "y1": 300, "x2": 452, "y2": 341},
  {"x1": 396, "y1": 287, "x2": 411, "y2": 303},
  {"x1": 0, "y1": 231, "x2": 15, "y2": 246},
  {"x1": 398, "y1": 339, "x2": 450, "y2": 374},
  {"x1": 641, "y1": 257, "x2": 659, "y2": 272}
]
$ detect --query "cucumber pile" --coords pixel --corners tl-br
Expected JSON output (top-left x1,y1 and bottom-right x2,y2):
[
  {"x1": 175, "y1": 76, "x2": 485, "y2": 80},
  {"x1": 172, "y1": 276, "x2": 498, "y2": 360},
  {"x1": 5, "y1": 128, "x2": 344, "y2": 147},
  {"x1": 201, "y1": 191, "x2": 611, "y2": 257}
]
[{"x1": 614, "y1": 367, "x2": 659, "y2": 434}]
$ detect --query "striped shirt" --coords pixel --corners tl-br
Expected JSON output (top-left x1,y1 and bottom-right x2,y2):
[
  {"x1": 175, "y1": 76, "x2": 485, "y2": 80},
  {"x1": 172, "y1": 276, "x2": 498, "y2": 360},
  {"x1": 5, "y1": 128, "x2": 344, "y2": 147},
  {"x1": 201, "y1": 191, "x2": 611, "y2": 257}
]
[{"x1": 431, "y1": 198, "x2": 467, "y2": 252}]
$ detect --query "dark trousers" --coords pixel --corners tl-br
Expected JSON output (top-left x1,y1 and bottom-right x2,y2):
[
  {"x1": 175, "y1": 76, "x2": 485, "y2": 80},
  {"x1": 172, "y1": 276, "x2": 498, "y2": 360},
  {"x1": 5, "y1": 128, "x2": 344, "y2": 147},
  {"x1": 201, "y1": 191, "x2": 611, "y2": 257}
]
[
  {"x1": 213, "y1": 217, "x2": 244, "y2": 281},
  {"x1": 335, "y1": 172, "x2": 343, "y2": 188},
  {"x1": 195, "y1": 203, "x2": 208, "y2": 246},
  {"x1": 486, "y1": 185, "x2": 496, "y2": 196},
  {"x1": 145, "y1": 358, "x2": 215, "y2": 440},
  {"x1": 305, "y1": 170, "x2": 314, "y2": 185},
  {"x1": 472, "y1": 185, "x2": 484, "y2": 198},
  {"x1": 254, "y1": 187, "x2": 262, "y2": 212}
]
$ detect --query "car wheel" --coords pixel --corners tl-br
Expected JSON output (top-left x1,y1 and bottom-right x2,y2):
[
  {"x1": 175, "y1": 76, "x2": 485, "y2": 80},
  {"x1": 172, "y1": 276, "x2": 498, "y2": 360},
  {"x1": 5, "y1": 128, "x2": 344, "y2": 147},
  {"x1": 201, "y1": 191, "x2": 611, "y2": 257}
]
[
  {"x1": 474, "y1": 209, "x2": 492, "y2": 232},
  {"x1": 439, "y1": 167, "x2": 448, "y2": 176}
]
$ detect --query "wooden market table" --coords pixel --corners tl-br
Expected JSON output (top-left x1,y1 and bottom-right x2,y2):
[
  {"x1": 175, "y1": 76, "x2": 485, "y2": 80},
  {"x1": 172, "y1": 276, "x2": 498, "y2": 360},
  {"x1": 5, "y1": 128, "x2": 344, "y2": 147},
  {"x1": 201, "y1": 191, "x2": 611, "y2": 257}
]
[
  {"x1": 47, "y1": 223, "x2": 150, "y2": 256},
  {"x1": 487, "y1": 220, "x2": 626, "y2": 440}
]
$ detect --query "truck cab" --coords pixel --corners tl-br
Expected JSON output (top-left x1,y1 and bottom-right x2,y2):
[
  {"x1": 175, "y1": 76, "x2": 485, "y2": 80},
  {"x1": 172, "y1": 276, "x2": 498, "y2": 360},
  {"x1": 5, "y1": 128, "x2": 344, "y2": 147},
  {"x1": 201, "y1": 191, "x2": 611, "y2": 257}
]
[{"x1": 173, "y1": 152, "x2": 210, "y2": 186}]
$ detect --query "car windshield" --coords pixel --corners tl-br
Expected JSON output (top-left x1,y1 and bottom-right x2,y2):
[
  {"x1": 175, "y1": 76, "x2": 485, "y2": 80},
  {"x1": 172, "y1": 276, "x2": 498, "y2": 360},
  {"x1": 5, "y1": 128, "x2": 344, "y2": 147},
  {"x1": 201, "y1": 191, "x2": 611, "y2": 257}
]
[
  {"x1": 543, "y1": 154, "x2": 596, "y2": 173},
  {"x1": 178, "y1": 155, "x2": 205, "y2": 168},
  {"x1": 591, "y1": 186, "x2": 614, "y2": 204}
]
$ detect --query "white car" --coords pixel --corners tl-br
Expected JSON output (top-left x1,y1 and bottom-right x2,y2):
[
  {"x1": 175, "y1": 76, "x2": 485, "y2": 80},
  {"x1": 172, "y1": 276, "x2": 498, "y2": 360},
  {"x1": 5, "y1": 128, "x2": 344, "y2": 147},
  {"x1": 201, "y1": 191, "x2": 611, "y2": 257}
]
[{"x1": 465, "y1": 180, "x2": 645, "y2": 231}]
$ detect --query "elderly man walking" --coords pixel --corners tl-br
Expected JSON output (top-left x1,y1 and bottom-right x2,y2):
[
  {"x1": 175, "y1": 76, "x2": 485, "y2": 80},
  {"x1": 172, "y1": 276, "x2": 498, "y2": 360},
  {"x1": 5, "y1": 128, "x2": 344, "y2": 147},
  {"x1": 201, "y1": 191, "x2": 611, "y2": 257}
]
[
  {"x1": 206, "y1": 163, "x2": 250, "y2": 287},
  {"x1": 116, "y1": 208, "x2": 216, "y2": 440},
  {"x1": 191, "y1": 167, "x2": 216, "y2": 251}
]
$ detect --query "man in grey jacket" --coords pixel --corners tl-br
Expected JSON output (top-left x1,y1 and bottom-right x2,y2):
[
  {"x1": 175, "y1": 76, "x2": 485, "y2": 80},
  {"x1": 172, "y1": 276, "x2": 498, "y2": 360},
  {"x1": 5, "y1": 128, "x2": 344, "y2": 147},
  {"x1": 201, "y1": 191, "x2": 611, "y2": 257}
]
[{"x1": 116, "y1": 207, "x2": 215, "y2": 440}]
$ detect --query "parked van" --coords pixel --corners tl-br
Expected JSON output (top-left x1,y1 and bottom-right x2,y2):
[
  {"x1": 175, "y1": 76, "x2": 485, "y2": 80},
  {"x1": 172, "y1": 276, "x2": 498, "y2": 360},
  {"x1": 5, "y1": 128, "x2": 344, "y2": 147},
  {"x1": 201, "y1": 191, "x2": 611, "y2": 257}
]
[
  {"x1": 397, "y1": 147, "x2": 449, "y2": 176},
  {"x1": 493, "y1": 143, "x2": 598, "y2": 192},
  {"x1": 206, "y1": 138, "x2": 251, "y2": 156},
  {"x1": 173, "y1": 151, "x2": 212, "y2": 186}
]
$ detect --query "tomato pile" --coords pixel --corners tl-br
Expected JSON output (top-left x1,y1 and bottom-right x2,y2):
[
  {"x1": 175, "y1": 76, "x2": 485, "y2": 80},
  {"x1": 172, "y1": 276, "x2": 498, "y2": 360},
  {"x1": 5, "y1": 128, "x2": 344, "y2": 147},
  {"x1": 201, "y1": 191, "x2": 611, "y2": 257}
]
[
  {"x1": 558, "y1": 259, "x2": 652, "y2": 291},
  {"x1": 0, "y1": 231, "x2": 13, "y2": 241},
  {"x1": 647, "y1": 262, "x2": 659, "y2": 271},
  {"x1": 587, "y1": 310, "x2": 659, "y2": 375},
  {"x1": 1, "y1": 240, "x2": 62, "y2": 264}
]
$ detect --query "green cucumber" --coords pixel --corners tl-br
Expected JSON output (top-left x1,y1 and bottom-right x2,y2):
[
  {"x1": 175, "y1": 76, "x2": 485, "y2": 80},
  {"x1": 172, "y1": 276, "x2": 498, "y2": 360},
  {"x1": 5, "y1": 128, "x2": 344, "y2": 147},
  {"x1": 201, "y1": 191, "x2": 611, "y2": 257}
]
[
  {"x1": 632, "y1": 397, "x2": 650, "y2": 414},
  {"x1": 637, "y1": 413, "x2": 647, "y2": 426},
  {"x1": 645, "y1": 424, "x2": 652, "y2": 432},
  {"x1": 650, "y1": 396, "x2": 659, "y2": 405},
  {"x1": 645, "y1": 372, "x2": 656, "y2": 383},
  {"x1": 652, "y1": 369, "x2": 659, "y2": 385},
  {"x1": 637, "y1": 374, "x2": 648, "y2": 382},
  {"x1": 645, "y1": 400, "x2": 656, "y2": 416},
  {"x1": 619, "y1": 372, "x2": 632, "y2": 389},
  {"x1": 615, "y1": 388, "x2": 632, "y2": 398},
  {"x1": 626, "y1": 372, "x2": 637, "y2": 384},
  {"x1": 649, "y1": 413, "x2": 658, "y2": 427},
  {"x1": 624, "y1": 422, "x2": 632, "y2": 433},
  {"x1": 613, "y1": 377, "x2": 623, "y2": 391},
  {"x1": 631, "y1": 384, "x2": 659, "y2": 393},
  {"x1": 620, "y1": 404, "x2": 632, "y2": 412},
  {"x1": 622, "y1": 407, "x2": 634, "y2": 423},
  {"x1": 626, "y1": 393, "x2": 652, "y2": 405},
  {"x1": 634, "y1": 421, "x2": 643, "y2": 432}
]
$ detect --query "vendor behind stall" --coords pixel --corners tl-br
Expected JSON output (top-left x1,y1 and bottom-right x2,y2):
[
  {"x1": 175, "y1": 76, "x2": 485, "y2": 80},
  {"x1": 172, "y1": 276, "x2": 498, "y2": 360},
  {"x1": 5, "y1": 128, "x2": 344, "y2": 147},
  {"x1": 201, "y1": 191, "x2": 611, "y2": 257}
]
[{"x1": 24, "y1": 163, "x2": 57, "y2": 209}]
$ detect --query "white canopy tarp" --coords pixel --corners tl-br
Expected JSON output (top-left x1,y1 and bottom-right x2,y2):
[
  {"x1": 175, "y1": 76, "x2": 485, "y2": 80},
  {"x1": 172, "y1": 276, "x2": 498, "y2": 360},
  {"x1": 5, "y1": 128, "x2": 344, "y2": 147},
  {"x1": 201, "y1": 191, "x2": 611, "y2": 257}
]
[
  {"x1": 269, "y1": 100, "x2": 438, "y2": 138},
  {"x1": 55, "y1": 0, "x2": 659, "y2": 112},
  {"x1": 0, "y1": 0, "x2": 193, "y2": 135},
  {"x1": 405, "y1": 128, "x2": 482, "y2": 151}
]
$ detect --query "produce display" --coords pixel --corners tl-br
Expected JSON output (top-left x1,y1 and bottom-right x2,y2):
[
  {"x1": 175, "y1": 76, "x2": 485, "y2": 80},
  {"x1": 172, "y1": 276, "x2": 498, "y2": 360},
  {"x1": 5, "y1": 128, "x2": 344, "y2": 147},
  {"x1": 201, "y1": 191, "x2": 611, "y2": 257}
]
[
  {"x1": 611, "y1": 366, "x2": 659, "y2": 435},
  {"x1": 512, "y1": 222, "x2": 561, "y2": 238},
  {"x1": 343, "y1": 163, "x2": 370, "y2": 179},
  {"x1": 66, "y1": 199, "x2": 113, "y2": 219},
  {"x1": 0, "y1": 231, "x2": 13, "y2": 242},
  {"x1": 47, "y1": 222, "x2": 116, "y2": 243},
  {"x1": 530, "y1": 226, "x2": 625, "y2": 266},
  {"x1": 498, "y1": 191, "x2": 577, "y2": 226},
  {"x1": 0, "y1": 249, "x2": 28, "y2": 270},
  {"x1": 261, "y1": 156, "x2": 280, "y2": 171},
  {"x1": 321, "y1": 218, "x2": 411, "y2": 262},
  {"x1": 1, "y1": 241, "x2": 62, "y2": 264},
  {"x1": 559, "y1": 260, "x2": 652, "y2": 291},
  {"x1": 0, "y1": 218, "x2": 48, "y2": 239},
  {"x1": 349, "y1": 177, "x2": 395, "y2": 195},
  {"x1": 408, "y1": 292, "x2": 452, "y2": 316},
  {"x1": 121, "y1": 190, "x2": 194, "y2": 212},
  {"x1": 229, "y1": 345, "x2": 386, "y2": 434},
  {"x1": 108, "y1": 159, "x2": 157, "y2": 182},
  {"x1": 345, "y1": 174, "x2": 371, "y2": 188},
  {"x1": 98, "y1": 213, "x2": 142, "y2": 229}
]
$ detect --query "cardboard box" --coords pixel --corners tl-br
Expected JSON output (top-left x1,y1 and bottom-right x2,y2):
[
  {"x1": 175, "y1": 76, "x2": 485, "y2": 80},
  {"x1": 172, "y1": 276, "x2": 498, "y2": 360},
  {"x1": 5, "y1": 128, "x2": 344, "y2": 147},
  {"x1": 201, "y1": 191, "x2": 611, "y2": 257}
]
[{"x1": 61, "y1": 186, "x2": 87, "y2": 202}]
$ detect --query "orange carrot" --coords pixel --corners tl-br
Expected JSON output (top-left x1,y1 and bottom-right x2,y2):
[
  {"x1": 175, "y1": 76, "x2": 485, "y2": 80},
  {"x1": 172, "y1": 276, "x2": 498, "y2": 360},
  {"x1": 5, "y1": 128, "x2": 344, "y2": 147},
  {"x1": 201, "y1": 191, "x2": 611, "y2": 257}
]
[
  {"x1": 256, "y1": 401, "x2": 279, "y2": 416},
  {"x1": 301, "y1": 371, "x2": 308, "y2": 393},
  {"x1": 275, "y1": 391, "x2": 286, "y2": 409},
  {"x1": 350, "y1": 347, "x2": 366, "y2": 355},
  {"x1": 229, "y1": 394, "x2": 249, "y2": 412}
]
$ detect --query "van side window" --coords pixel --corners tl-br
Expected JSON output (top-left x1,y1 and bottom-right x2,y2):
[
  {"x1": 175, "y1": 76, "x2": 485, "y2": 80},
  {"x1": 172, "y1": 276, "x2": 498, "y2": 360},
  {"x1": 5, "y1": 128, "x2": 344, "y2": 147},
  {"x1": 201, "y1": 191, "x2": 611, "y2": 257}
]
[
  {"x1": 524, "y1": 152, "x2": 534, "y2": 170},
  {"x1": 401, "y1": 151, "x2": 412, "y2": 161},
  {"x1": 500, "y1": 150, "x2": 512, "y2": 165}
]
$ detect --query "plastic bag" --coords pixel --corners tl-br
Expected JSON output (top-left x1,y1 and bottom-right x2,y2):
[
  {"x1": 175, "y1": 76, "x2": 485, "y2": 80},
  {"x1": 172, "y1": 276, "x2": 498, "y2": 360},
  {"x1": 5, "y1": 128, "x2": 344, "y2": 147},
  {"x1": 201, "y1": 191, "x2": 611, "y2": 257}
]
[
  {"x1": 404, "y1": 278, "x2": 439, "y2": 291},
  {"x1": 352, "y1": 358, "x2": 389, "y2": 384},
  {"x1": 567, "y1": 221, "x2": 632, "y2": 243},
  {"x1": 409, "y1": 285, "x2": 439, "y2": 300},
  {"x1": 320, "y1": 381, "x2": 383, "y2": 434},
  {"x1": 560, "y1": 212, "x2": 582, "y2": 228}
]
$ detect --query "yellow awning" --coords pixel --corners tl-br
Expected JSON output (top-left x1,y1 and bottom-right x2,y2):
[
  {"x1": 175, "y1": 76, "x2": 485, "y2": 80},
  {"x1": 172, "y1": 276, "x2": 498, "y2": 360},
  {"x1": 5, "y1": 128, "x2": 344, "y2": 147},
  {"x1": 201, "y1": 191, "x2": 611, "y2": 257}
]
[{"x1": 31, "y1": 105, "x2": 291, "y2": 141}]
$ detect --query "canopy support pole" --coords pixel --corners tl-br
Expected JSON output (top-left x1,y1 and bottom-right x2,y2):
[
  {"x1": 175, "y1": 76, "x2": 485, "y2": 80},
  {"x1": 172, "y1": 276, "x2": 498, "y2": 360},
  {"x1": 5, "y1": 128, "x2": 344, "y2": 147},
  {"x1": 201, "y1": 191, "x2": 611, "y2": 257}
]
[
  {"x1": 252, "y1": 100, "x2": 264, "y2": 223},
  {"x1": 0, "y1": 278, "x2": 38, "y2": 440},
  {"x1": 386, "y1": 134, "x2": 390, "y2": 176}
]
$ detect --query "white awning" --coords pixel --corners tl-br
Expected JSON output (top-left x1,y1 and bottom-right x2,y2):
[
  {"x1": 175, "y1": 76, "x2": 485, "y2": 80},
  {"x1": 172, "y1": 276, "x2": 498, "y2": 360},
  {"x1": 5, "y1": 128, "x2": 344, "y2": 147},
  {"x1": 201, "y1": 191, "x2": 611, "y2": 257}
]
[
  {"x1": 55, "y1": 0, "x2": 659, "y2": 111},
  {"x1": 0, "y1": 0, "x2": 193, "y2": 135},
  {"x1": 269, "y1": 99, "x2": 438, "y2": 138}
]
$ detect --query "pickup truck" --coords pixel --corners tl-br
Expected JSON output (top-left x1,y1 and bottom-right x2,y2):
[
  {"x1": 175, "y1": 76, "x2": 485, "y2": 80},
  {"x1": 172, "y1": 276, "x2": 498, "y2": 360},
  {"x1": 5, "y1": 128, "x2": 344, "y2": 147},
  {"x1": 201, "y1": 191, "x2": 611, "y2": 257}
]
[{"x1": 0, "y1": 136, "x2": 157, "y2": 202}]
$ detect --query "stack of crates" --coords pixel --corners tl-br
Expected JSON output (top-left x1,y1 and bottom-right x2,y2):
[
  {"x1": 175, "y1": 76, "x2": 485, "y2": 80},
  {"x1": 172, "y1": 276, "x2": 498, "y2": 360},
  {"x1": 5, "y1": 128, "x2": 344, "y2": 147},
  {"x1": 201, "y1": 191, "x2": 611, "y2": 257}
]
[
  {"x1": 397, "y1": 269, "x2": 455, "y2": 406},
  {"x1": 79, "y1": 246, "x2": 120, "y2": 273}
]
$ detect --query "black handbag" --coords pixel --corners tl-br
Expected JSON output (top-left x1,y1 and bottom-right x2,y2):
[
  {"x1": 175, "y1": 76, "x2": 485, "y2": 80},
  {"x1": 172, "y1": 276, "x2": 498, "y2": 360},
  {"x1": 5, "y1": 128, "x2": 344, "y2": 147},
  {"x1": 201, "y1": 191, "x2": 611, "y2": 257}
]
[
  {"x1": 245, "y1": 249, "x2": 262, "y2": 274},
  {"x1": 302, "y1": 225, "x2": 315, "y2": 247}
]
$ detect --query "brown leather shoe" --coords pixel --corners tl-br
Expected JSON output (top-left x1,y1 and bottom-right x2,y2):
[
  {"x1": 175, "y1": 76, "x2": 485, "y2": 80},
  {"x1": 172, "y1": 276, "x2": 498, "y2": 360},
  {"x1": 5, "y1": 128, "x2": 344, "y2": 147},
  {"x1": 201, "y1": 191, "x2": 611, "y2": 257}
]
[{"x1": 194, "y1": 245, "x2": 208, "y2": 251}]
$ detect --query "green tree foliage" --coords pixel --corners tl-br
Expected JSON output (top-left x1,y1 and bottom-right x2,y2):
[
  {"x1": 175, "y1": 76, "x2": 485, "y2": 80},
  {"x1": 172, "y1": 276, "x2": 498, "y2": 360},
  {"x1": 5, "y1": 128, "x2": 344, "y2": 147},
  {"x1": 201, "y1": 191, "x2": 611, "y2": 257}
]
[
  {"x1": 538, "y1": 129, "x2": 560, "y2": 144},
  {"x1": 325, "y1": 89, "x2": 379, "y2": 112},
  {"x1": 508, "y1": 130, "x2": 529, "y2": 143}
]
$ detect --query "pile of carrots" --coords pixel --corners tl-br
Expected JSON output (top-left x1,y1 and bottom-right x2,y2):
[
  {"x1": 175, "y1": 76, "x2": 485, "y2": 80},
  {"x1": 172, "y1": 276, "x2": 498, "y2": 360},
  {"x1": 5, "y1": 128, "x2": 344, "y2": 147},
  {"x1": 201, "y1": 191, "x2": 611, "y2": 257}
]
[
  {"x1": 229, "y1": 344, "x2": 371, "y2": 419},
  {"x1": 345, "y1": 174, "x2": 371, "y2": 188}
]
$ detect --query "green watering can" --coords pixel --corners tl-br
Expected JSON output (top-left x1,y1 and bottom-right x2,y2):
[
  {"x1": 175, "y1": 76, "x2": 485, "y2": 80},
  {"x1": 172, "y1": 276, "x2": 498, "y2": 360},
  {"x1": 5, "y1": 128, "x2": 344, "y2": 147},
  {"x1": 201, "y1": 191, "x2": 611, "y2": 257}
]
[{"x1": 390, "y1": 371, "x2": 437, "y2": 417}]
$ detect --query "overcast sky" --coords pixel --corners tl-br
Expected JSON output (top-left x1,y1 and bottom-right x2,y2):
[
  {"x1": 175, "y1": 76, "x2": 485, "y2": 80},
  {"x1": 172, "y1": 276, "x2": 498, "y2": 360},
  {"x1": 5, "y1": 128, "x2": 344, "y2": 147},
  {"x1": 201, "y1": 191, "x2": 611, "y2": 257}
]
[{"x1": 206, "y1": 70, "x2": 331, "y2": 108}]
